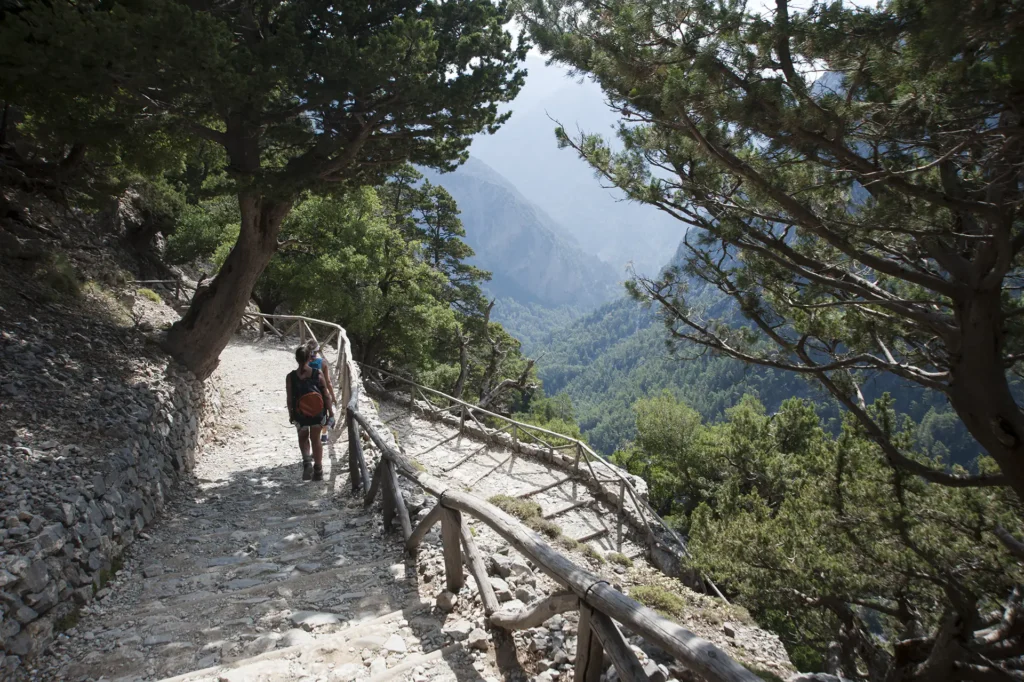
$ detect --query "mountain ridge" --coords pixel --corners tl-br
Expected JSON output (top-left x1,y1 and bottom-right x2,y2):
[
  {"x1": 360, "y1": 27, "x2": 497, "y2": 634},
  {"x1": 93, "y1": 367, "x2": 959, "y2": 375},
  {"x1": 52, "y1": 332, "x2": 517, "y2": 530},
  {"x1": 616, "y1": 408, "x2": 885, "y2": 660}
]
[{"x1": 421, "y1": 156, "x2": 619, "y2": 309}]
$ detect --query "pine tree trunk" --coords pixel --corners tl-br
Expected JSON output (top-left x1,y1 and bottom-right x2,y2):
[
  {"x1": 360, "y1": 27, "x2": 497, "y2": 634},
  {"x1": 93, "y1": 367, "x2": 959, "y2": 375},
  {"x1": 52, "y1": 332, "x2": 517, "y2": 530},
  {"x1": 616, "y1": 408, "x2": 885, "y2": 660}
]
[
  {"x1": 947, "y1": 288, "x2": 1024, "y2": 501},
  {"x1": 164, "y1": 191, "x2": 292, "y2": 379}
]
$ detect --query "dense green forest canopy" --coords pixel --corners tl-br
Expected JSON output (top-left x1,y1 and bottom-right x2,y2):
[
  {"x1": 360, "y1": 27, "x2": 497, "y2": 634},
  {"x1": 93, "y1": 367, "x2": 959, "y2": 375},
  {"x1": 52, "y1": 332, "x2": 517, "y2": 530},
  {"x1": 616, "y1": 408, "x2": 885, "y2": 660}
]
[
  {"x1": 612, "y1": 391, "x2": 1022, "y2": 677},
  {"x1": 519, "y1": 0, "x2": 1024, "y2": 495},
  {"x1": 538, "y1": 274, "x2": 983, "y2": 466},
  {"x1": 165, "y1": 164, "x2": 540, "y2": 413}
]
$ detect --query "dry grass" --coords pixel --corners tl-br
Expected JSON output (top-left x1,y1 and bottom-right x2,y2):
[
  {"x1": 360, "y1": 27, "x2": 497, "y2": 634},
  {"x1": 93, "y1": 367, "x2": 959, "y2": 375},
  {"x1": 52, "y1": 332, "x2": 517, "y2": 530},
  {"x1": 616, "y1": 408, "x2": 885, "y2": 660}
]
[
  {"x1": 138, "y1": 287, "x2": 162, "y2": 303},
  {"x1": 488, "y1": 495, "x2": 542, "y2": 520},
  {"x1": 628, "y1": 576, "x2": 753, "y2": 627},
  {"x1": 487, "y1": 495, "x2": 610, "y2": 567},
  {"x1": 607, "y1": 552, "x2": 633, "y2": 567},
  {"x1": 580, "y1": 544, "x2": 606, "y2": 564}
]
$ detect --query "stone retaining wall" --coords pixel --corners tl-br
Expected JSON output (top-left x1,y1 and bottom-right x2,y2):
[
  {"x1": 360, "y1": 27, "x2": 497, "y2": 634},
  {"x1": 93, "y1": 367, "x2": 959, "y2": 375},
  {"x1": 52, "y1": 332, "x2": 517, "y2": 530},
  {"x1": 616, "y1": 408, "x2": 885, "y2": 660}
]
[{"x1": 0, "y1": 364, "x2": 221, "y2": 672}]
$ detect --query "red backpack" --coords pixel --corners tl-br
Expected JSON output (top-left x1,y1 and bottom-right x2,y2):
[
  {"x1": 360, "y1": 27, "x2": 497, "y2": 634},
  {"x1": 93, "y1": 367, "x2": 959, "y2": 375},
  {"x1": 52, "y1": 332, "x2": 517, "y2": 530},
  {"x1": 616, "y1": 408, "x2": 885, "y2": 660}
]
[{"x1": 292, "y1": 369, "x2": 324, "y2": 418}]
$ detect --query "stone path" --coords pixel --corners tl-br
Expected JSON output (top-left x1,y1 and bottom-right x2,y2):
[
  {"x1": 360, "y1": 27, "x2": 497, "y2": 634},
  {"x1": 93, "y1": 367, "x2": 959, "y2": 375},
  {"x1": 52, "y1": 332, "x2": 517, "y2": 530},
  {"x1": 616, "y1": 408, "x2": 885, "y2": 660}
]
[{"x1": 18, "y1": 340, "x2": 506, "y2": 682}]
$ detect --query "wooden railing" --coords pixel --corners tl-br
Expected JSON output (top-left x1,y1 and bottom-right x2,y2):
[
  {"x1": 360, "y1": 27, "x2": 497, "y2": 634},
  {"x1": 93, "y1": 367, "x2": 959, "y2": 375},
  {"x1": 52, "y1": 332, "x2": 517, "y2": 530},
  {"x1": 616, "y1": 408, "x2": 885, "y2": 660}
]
[
  {"x1": 236, "y1": 313, "x2": 761, "y2": 682},
  {"x1": 349, "y1": 407, "x2": 762, "y2": 682},
  {"x1": 357, "y1": 364, "x2": 726, "y2": 601}
]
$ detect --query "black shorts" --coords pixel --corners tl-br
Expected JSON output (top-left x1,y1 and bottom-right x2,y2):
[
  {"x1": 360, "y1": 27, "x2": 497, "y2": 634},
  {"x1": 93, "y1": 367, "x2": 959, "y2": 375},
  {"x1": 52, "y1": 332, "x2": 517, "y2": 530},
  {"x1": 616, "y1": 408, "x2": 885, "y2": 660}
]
[{"x1": 295, "y1": 412, "x2": 327, "y2": 430}]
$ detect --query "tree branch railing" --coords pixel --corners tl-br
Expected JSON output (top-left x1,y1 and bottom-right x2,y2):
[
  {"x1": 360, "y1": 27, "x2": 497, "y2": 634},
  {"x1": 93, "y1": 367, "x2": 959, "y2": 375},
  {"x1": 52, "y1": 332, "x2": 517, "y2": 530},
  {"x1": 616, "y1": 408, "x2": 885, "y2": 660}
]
[
  {"x1": 234, "y1": 313, "x2": 757, "y2": 682},
  {"x1": 355, "y1": 363, "x2": 725, "y2": 600}
]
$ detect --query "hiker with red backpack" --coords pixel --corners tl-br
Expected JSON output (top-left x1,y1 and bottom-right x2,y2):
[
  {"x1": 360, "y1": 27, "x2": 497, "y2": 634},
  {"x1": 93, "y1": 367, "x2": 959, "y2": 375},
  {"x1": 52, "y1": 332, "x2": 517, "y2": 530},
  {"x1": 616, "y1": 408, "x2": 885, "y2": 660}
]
[
  {"x1": 287, "y1": 344, "x2": 334, "y2": 481},
  {"x1": 305, "y1": 340, "x2": 337, "y2": 445}
]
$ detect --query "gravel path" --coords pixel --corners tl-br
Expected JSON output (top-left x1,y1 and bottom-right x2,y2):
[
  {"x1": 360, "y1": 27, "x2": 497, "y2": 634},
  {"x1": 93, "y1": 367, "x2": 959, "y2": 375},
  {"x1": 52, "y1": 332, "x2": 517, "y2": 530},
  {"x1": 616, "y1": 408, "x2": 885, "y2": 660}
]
[{"x1": 18, "y1": 340, "x2": 505, "y2": 682}]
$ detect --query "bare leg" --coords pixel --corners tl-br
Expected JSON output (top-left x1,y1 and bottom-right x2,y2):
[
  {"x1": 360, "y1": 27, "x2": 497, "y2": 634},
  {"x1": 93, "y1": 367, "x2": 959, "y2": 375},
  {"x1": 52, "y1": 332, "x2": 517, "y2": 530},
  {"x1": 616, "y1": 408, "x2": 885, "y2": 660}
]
[
  {"x1": 297, "y1": 427, "x2": 311, "y2": 463},
  {"x1": 309, "y1": 426, "x2": 324, "y2": 469}
]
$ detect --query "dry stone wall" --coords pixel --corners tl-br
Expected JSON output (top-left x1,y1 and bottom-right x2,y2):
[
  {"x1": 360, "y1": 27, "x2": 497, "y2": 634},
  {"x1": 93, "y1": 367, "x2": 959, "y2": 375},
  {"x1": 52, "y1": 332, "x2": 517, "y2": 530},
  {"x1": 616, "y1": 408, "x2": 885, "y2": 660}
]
[{"x1": 0, "y1": 363, "x2": 220, "y2": 673}]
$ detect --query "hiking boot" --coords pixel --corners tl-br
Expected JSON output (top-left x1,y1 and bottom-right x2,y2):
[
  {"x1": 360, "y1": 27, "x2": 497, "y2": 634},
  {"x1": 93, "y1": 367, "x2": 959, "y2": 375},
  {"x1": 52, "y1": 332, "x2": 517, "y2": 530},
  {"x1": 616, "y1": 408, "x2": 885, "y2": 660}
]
[
  {"x1": 312, "y1": 465, "x2": 324, "y2": 482},
  {"x1": 302, "y1": 461, "x2": 314, "y2": 481}
]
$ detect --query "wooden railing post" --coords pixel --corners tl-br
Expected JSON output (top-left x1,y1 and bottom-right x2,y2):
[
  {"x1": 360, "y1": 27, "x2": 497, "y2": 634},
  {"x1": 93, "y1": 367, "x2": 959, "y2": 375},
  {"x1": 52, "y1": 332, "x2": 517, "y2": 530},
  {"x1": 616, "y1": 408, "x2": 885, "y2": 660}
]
[
  {"x1": 441, "y1": 507, "x2": 465, "y2": 592},
  {"x1": 382, "y1": 462, "x2": 397, "y2": 532},
  {"x1": 348, "y1": 419, "x2": 362, "y2": 493},
  {"x1": 459, "y1": 405, "x2": 467, "y2": 433},
  {"x1": 459, "y1": 522, "x2": 499, "y2": 615},
  {"x1": 573, "y1": 443, "x2": 582, "y2": 501},
  {"x1": 576, "y1": 604, "x2": 605, "y2": 682},
  {"x1": 590, "y1": 610, "x2": 649, "y2": 682},
  {"x1": 386, "y1": 459, "x2": 413, "y2": 540},
  {"x1": 512, "y1": 423, "x2": 518, "y2": 451},
  {"x1": 617, "y1": 480, "x2": 626, "y2": 553}
]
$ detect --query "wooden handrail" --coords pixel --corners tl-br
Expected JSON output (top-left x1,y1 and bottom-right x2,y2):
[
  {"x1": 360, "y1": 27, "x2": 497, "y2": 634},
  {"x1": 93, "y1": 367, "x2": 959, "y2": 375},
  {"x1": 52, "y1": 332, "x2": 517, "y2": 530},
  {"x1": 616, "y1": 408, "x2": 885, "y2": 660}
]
[
  {"x1": 356, "y1": 362, "x2": 728, "y2": 602},
  {"x1": 348, "y1": 407, "x2": 761, "y2": 682}
]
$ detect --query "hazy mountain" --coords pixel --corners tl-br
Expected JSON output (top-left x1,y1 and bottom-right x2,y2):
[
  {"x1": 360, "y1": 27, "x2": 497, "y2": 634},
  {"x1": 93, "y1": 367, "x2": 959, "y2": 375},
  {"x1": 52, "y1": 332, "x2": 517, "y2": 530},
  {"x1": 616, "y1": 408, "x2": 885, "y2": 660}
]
[
  {"x1": 422, "y1": 157, "x2": 620, "y2": 309},
  {"x1": 470, "y1": 54, "x2": 684, "y2": 277}
]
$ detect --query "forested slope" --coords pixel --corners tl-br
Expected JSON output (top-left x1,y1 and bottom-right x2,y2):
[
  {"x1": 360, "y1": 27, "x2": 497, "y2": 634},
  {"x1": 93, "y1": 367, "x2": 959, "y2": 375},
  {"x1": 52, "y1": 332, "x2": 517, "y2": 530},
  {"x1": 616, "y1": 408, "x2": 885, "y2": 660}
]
[
  {"x1": 421, "y1": 158, "x2": 619, "y2": 308},
  {"x1": 537, "y1": 287, "x2": 980, "y2": 466}
]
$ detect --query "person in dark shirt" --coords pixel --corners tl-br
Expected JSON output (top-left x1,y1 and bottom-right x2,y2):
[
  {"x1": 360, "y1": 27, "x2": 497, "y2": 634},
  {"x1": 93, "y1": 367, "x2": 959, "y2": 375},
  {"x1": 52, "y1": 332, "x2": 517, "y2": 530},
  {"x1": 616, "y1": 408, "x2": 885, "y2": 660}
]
[
  {"x1": 305, "y1": 341, "x2": 337, "y2": 445},
  {"x1": 286, "y1": 345, "x2": 333, "y2": 481}
]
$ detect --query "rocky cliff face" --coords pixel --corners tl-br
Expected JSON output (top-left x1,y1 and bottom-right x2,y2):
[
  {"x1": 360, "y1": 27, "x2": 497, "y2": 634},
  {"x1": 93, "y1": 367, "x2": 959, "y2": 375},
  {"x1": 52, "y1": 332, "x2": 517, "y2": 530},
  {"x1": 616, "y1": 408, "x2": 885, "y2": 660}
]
[{"x1": 422, "y1": 158, "x2": 620, "y2": 308}]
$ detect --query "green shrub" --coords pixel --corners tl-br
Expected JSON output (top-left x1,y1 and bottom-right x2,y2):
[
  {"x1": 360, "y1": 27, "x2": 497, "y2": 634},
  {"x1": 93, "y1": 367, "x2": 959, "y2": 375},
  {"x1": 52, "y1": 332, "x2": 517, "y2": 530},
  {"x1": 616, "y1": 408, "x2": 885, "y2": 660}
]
[
  {"x1": 607, "y1": 552, "x2": 633, "y2": 567},
  {"x1": 630, "y1": 584, "x2": 688, "y2": 620},
  {"x1": 138, "y1": 287, "x2": 161, "y2": 303}
]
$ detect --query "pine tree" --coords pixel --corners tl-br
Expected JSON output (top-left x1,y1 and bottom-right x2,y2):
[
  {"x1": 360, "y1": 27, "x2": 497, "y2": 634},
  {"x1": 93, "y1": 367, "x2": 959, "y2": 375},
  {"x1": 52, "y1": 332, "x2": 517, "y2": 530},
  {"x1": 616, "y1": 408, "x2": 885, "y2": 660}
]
[
  {"x1": 517, "y1": 0, "x2": 1024, "y2": 500},
  {"x1": 1, "y1": 0, "x2": 526, "y2": 377},
  {"x1": 414, "y1": 181, "x2": 490, "y2": 314}
]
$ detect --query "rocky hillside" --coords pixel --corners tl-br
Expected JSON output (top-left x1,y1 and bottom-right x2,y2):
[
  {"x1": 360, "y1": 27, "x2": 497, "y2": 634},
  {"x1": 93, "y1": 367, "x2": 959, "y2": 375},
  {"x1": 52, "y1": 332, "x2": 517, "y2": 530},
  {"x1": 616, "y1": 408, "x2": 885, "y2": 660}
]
[{"x1": 0, "y1": 187, "x2": 225, "y2": 676}]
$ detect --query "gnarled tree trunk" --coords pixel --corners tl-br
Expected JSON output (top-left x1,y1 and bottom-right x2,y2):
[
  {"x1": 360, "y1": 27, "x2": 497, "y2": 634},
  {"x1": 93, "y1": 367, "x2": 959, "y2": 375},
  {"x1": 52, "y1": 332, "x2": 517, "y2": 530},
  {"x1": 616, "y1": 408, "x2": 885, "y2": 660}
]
[
  {"x1": 164, "y1": 191, "x2": 292, "y2": 379},
  {"x1": 947, "y1": 287, "x2": 1024, "y2": 501}
]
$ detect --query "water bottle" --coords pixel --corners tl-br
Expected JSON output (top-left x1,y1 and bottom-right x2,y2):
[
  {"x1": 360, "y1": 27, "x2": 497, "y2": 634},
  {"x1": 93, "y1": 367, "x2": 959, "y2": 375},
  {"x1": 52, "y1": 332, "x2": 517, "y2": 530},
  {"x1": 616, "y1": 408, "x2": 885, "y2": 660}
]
[{"x1": 321, "y1": 415, "x2": 335, "y2": 445}]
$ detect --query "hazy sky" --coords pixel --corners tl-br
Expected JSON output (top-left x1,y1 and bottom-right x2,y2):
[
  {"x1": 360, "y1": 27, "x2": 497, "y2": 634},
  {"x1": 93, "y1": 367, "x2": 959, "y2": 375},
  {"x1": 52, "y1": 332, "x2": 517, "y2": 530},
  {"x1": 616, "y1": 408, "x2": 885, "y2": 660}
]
[{"x1": 467, "y1": 54, "x2": 685, "y2": 276}]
